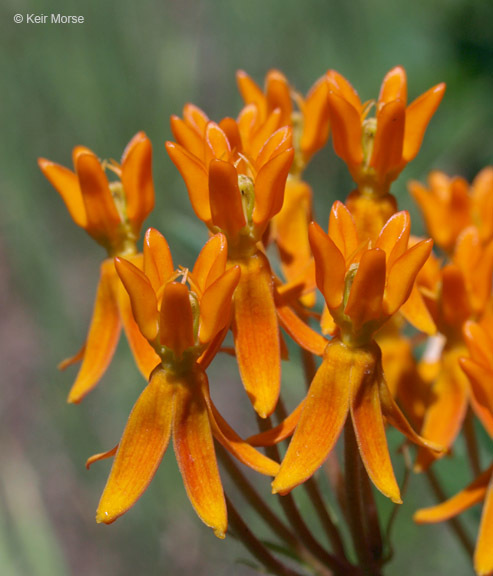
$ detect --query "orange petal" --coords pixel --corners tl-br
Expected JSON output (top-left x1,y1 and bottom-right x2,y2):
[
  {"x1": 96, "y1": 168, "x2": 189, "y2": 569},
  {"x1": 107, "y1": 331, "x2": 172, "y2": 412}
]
[
  {"x1": 300, "y1": 76, "x2": 331, "y2": 161},
  {"x1": 371, "y1": 100, "x2": 406, "y2": 177},
  {"x1": 38, "y1": 159, "x2": 87, "y2": 228},
  {"x1": 192, "y1": 233, "x2": 228, "y2": 292},
  {"x1": 476, "y1": 475, "x2": 493, "y2": 576},
  {"x1": 326, "y1": 70, "x2": 362, "y2": 113},
  {"x1": 86, "y1": 444, "x2": 118, "y2": 470},
  {"x1": 252, "y1": 148, "x2": 294, "y2": 227},
  {"x1": 236, "y1": 70, "x2": 267, "y2": 117},
  {"x1": 165, "y1": 142, "x2": 211, "y2": 223},
  {"x1": 173, "y1": 372, "x2": 227, "y2": 538},
  {"x1": 402, "y1": 83, "x2": 446, "y2": 162},
  {"x1": 199, "y1": 266, "x2": 240, "y2": 344},
  {"x1": 399, "y1": 284, "x2": 437, "y2": 335},
  {"x1": 170, "y1": 115, "x2": 205, "y2": 158},
  {"x1": 218, "y1": 117, "x2": 242, "y2": 154},
  {"x1": 159, "y1": 282, "x2": 195, "y2": 358},
  {"x1": 460, "y1": 358, "x2": 493, "y2": 415},
  {"x1": 350, "y1": 347, "x2": 402, "y2": 503},
  {"x1": 384, "y1": 239, "x2": 433, "y2": 315},
  {"x1": 205, "y1": 122, "x2": 231, "y2": 165},
  {"x1": 183, "y1": 103, "x2": 209, "y2": 134},
  {"x1": 375, "y1": 211, "x2": 410, "y2": 268},
  {"x1": 326, "y1": 91, "x2": 363, "y2": 169},
  {"x1": 378, "y1": 66, "x2": 407, "y2": 106},
  {"x1": 232, "y1": 252, "x2": 280, "y2": 418},
  {"x1": 256, "y1": 126, "x2": 292, "y2": 168},
  {"x1": 58, "y1": 343, "x2": 86, "y2": 371},
  {"x1": 208, "y1": 159, "x2": 246, "y2": 237},
  {"x1": 272, "y1": 339, "x2": 351, "y2": 495},
  {"x1": 249, "y1": 108, "x2": 282, "y2": 160},
  {"x1": 414, "y1": 465, "x2": 493, "y2": 523},
  {"x1": 328, "y1": 200, "x2": 359, "y2": 262},
  {"x1": 308, "y1": 221, "x2": 345, "y2": 309},
  {"x1": 463, "y1": 320, "x2": 493, "y2": 367},
  {"x1": 67, "y1": 261, "x2": 121, "y2": 404},
  {"x1": 96, "y1": 368, "x2": 175, "y2": 524},
  {"x1": 345, "y1": 249, "x2": 386, "y2": 328},
  {"x1": 276, "y1": 303, "x2": 327, "y2": 356},
  {"x1": 121, "y1": 132, "x2": 155, "y2": 232},
  {"x1": 247, "y1": 400, "x2": 304, "y2": 447},
  {"x1": 441, "y1": 265, "x2": 471, "y2": 326},
  {"x1": 114, "y1": 257, "x2": 159, "y2": 341},
  {"x1": 75, "y1": 152, "x2": 121, "y2": 241},
  {"x1": 265, "y1": 69, "x2": 292, "y2": 125},
  {"x1": 143, "y1": 228, "x2": 174, "y2": 293}
]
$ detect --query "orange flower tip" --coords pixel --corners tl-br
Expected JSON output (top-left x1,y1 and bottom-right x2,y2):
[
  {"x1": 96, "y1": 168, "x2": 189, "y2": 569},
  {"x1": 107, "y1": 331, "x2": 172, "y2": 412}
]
[
  {"x1": 95, "y1": 509, "x2": 116, "y2": 525},
  {"x1": 67, "y1": 393, "x2": 82, "y2": 405},
  {"x1": 213, "y1": 527, "x2": 227, "y2": 540}
]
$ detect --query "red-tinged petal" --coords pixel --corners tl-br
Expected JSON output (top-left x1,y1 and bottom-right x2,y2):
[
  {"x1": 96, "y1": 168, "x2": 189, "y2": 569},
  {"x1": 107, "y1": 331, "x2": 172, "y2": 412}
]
[
  {"x1": 384, "y1": 239, "x2": 433, "y2": 316},
  {"x1": 402, "y1": 83, "x2": 446, "y2": 162},
  {"x1": 328, "y1": 201, "x2": 359, "y2": 262},
  {"x1": 247, "y1": 401, "x2": 304, "y2": 447},
  {"x1": 192, "y1": 233, "x2": 228, "y2": 293},
  {"x1": 114, "y1": 257, "x2": 159, "y2": 341},
  {"x1": 170, "y1": 115, "x2": 204, "y2": 157},
  {"x1": 218, "y1": 117, "x2": 242, "y2": 153},
  {"x1": 209, "y1": 159, "x2": 246, "y2": 237},
  {"x1": 272, "y1": 339, "x2": 351, "y2": 495},
  {"x1": 256, "y1": 126, "x2": 292, "y2": 168},
  {"x1": 414, "y1": 465, "x2": 493, "y2": 523},
  {"x1": 476, "y1": 475, "x2": 493, "y2": 576},
  {"x1": 86, "y1": 445, "x2": 118, "y2": 470},
  {"x1": 460, "y1": 358, "x2": 493, "y2": 414},
  {"x1": 76, "y1": 152, "x2": 121, "y2": 241},
  {"x1": 399, "y1": 284, "x2": 437, "y2": 335},
  {"x1": 300, "y1": 76, "x2": 331, "y2": 161},
  {"x1": 205, "y1": 122, "x2": 231, "y2": 165},
  {"x1": 308, "y1": 221, "x2": 346, "y2": 309},
  {"x1": 199, "y1": 266, "x2": 240, "y2": 344},
  {"x1": 232, "y1": 252, "x2": 280, "y2": 418},
  {"x1": 252, "y1": 148, "x2": 294, "y2": 227},
  {"x1": 326, "y1": 91, "x2": 363, "y2": 169},
  {"x1": 378, "y1": 66, "x2": 407, "y2": 107},
  {"x1": 371, "y1": 100, "x2": 406, "y2": 177},
  {"x1": 159, "y1": 282, "x2": 195, "y2": 357},
  {"x1": 121, "y1": 132, "x2": 154, "y2": 231},
  {"x1": 350, "y1": 347, "x2": 402, "y2": 503},
  {"x1": 265, "y1": 69, "x2": 292, "y2": 125},
  {"x1": 96, "y1": 368, "x2": 175, "y2": 524},
  {"x1": 326, "y1": 70, "x2": 362, "y2": 114},
  {"x1": 38, "y1": 158, "x2": 87, "y2": 228},
  {"x1": 375, "y1": 211, "x2": 410, "y2": 267},
  {"x1": 165, "y1": 142, "x2": 211, "y2": 223},
  {"x1": 276, "y1": 303, "x2": 327, "y2": 356},
  {"x1": 415, "y1": 349, "x2": 469, "y2": 472},
  {"x1": 345, "y1": 249, "x2": 386, "y2": 328},
  {"x1": 441, "y1": 265, "x2": 471, "y2": 327},
  {"x1": 183, "y1": 103, "x2": 209, "y2": 134},
  {"x1": 173, "y1": 373, "x2": 227, "y2": 538},
  {"x1": 236, "y1": 70, "x2": 267, "y2": 117},
  {"x1": 68, "y1": 261, "x2": 121, "y2": 403},
  {"x1": 143, "y1": 228, "x2": 174, "y2": 293}
]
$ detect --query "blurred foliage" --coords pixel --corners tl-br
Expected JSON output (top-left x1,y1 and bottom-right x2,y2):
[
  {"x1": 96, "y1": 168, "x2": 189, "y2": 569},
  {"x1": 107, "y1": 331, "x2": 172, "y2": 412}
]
[{"x1": 0, "y1": 0, "x2": 491, "y2": 574}]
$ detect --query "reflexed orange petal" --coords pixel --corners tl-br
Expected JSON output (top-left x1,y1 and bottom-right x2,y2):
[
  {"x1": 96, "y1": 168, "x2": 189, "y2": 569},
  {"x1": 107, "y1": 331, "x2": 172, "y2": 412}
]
[
  {"x1": 345, "y1": 249, "x2": 386, "y2": 328},
  {"x1": 402, "y1": 83, "x2": 446, "y2": 162},
  {"x1": 308, "y1": 221, "x2": 345, "y2": 309},
  {"x1": 414, "y1": 465, "x2": 493, "y2": 523},
  {"x1": 252, "y1": 148, "x2": 294, "y2": 227},
  {"x1": 38, "y1": 159, "x2": 87, "y2": 228},
  {"x1": 247, "y1": 400, "x2": 304, "y2": 447},
  {"x1": 378, "y1": 66, "x2": 407, "y2": 107},
  {"x1": 143, "y1": 228, "x2": 174, "y2": 293},
  {"x1": 350, "y1": 350, "x2": 402, "y2": 503},
  {"x1": 192, "y1": 233, "x2": 228, "y2": 292},
  {"x1": 232, "y1": 252, "x2": 280, "y2": 417},
  {"x1": 209, "y1": 159, "x2": 246, "y2": 237},
  {"x1": 121, "y1": 132, "x2": 155, "y2": 231},
  {"x1": 276, "y1": 303, "x2": 327, "y2": 356},
  {"x1": 476, "y1": 476, "x2": 493, "y2": 576},
  {"x1": 328, "y1": 200, "x2": 359, "y2": 261},
  {"x1": 236, "y1": 70, "x2": 267, "y2": 117},
  {"x1": 170, "y1": 115, "x2": 205, "y2": 158},
  {"x1": 272, "y1": 340, "x2": 351, "y2": 495},
  {"x1": 375, "y1": 211, "x2": 410, "y2": 267},
  {"x1": 265, "y1": 69, "x2": 292, "y2": 125},
  {"x1": 384, "y1": 239, "x2": 433, "y2": 315},
  {"x1": 326, "y1": 91, "x2": 363, "y2": 169},
  {"x1": 114, "y1": 257, "x2": 159, "y2": 341},
  {"x1": 371, "y1": 101, "x2": 406, "y2": 177},
  {"x1": 300, "y1": 76, "x2": 331, "y2": 161},
  {"x1": 159, "y1": 282, "x2": 195, "y2": 357},
  {"x1": 96, "y1": 368, "x2": 175, "y2": 524},
  {"x1": 199, "y1": 266, "x2": 240, "y2": 344},
  {"x1": 165, "y1": 142, "x2": 211, "y2": 223},
  {"x1": 173, "y1": 374, "x2": 227, "y2": 538},
  {"x1": 86, "y1": 444, "x2": 118, "y2": 470},
  {"x1": 68, "y1": 261, "x2": 121, "y2": 404},
  {"x1": 399, "y1": 284, "x2": 437, "y2": 335},
  {"x1": 76, "y1": 152, "x2": 121, "y2": 240}
]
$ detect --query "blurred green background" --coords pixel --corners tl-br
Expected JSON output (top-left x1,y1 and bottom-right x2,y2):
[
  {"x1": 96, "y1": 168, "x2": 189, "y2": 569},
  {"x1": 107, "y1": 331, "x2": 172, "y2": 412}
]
[{"x1": 1, "y1": 0, "x2": 492, "y2": 574}]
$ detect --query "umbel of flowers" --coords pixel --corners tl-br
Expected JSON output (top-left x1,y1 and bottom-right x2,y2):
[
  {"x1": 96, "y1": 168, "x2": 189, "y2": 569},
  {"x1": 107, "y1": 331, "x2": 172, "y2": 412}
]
[{"x1": 40, "y1": 65, "x2": 493, "y2": 576}]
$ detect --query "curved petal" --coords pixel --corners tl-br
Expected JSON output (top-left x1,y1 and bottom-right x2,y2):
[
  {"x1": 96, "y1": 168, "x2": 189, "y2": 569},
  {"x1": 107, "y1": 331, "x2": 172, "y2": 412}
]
[
  {"x1": 326, "y1": 70, "x2": 362, "y2": 113},
  {"x1": 183, "y1": 103, "x2": 209, "y2": 134},
  {"x1": 68, "y1": 261, "x2": 121, "y2": 403},
  {"x1": 143, "y1": 228, "x2": 174, "y2": 293},
  {"x1": 256, "y1": 126, "x2": 292, "y2": 168},
  {"x1": 300, "y1": 76, "x2": 331, "y2": 162},
  {"x1": 371, "y1": 100, "x2": 406, "y2": 177},
  {"x1": 249, "y1": 108, "x2": 282, "y2": 160},
  {"x1": 86, "y1": 444, "x2": 118, "y2": 470},
  {"x1": 399, "y1": 284, "x2": 437, "y2": 335},
  {"x1": 159, "y1": 282, "x2": 195, "y2": 358},
  {"x1": 328, "y1": 200, "x2": 359, "y2": 262},
  {"x1": 378, "y1": 66, "x2": 407, "y2": 107},
  {"x1": 205, "y1": 122, "x2": 231, "y2": 165},
  {"x1": 236, "y1": 70, "x2": 267, "y2": 117},
  {"x1": 460, "y1": 358, "x2": 493, "y2": 415},
  {"x1": 208, "y1": 159, "x2": 246, "y2": 237},
  {"x1": 276, "y1": 303, "x2": 327, "y2": 356},
  {"x1": 374, "y1": 211, "x2": 410, "y2": 268},
  {"x1": 326, "y1": 91, "x2": 363, "y2": 170},
  {"x1": 272, "y1": 340, "x2": 351, "y2": 495},
  {"x1": 232, "y1": 252, "x2": 280, "y2": 418},
  {"x1": 170, "y1": 115, "x2": 205, "y2": 158},
  {"x1": 265, "y1": 69, "x2": 292, "y2": 125},
  {"x1": 173, "y1": 372, "x2": 227, "y2": 538},
  {"x1": 476, "y1": 476, "x2": 493, "y2": 576},
  {"x1": 247, "y1": 400, "x2": 304, "y2": 447},
  {"x1": 96, "y1": 368, "x2": 176, "y2": 524},
  {"x1": 192, "y1": 233, "x2": 228, "y2": 293}
]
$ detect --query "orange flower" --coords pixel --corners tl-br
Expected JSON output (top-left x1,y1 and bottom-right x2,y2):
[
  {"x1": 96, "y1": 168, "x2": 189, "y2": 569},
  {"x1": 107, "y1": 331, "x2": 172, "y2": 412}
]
[
  {"x1": 268, "y1": 203, "x2": 439, "y2": 502},
  {"x1": 39, "y1": 133, "x2": 159, "y2": 402},
  {"x1": 94, "y1": 230, "x2": 279, "y2": 537},
  {"x1": 326, "y1": 66, "x2": 445, "y2": 195},
  {"x1": 409, "y1": 167, "x2": 493, "y2": 253},
  {"x1": 167, "y1": 110, "x2": 294, "y2": 418},
  {"x1": 414, "y1": 464, "x2": 493, "y2": 576}
]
